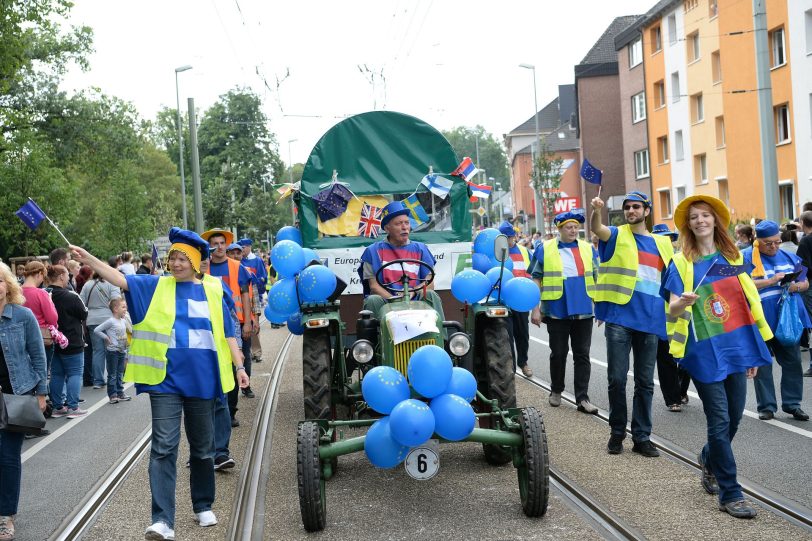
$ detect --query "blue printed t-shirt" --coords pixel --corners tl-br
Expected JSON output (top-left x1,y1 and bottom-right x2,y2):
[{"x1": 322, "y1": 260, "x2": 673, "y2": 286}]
[
  {"x1": 662, "y1": 253, "x2": 772, "y2": 383},
  {"x1": 242, "y1": 253, "x2": 268, "y2": 291},
  {"x1": 741, "y1": 247, "x2": 812, "y2": 331},
  {"x1": 595, "y1": 226, "x2": 667, "y2": 339},
  {"x1": 124, "y1": 275, "x2": 235, "y2": 399},
  {"x1": 209, "y1": 259, "x2": 252, "y2": 293},
  {"x1": 531, "y1": 241, "x2": 596, "y2": 319},
  {"x1": 359, "y1": 240, "x2": 435, "y2": 296}
]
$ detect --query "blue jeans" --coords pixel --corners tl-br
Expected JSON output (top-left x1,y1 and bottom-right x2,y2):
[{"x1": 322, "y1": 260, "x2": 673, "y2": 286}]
[
  {"x1": 213, "y1": 394, "x2": 232, "y2": 458},
  {"x1": 88, "y1": 325, "x2": 107, "y2": 386},
  {"x1": 148, "y1": 393, "x2": 216, "y2": 528},
  {"x1": 605, "y1": 323, "x2": 658, "y2": 442},
  {"x1": 49, "y1": 351, "x2": 84, "y2": 410},
  {"x1": 0, "y1": 429, "x2": 25, "y2": 516},
  {"x1": 755, "y1": 339, "x2": 803, "y2": 413},
  {"x1": 694, "y1": 372, "x2": 747, "y2": 505},
  {"x1": 105, "y1": 350, "x2": 126, "y2": 398}
]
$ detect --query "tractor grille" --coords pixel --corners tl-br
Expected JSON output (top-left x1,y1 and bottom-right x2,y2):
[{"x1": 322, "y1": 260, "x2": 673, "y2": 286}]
[{"x1": 393, "y1": 339, "x2": 436, "y2": 376}]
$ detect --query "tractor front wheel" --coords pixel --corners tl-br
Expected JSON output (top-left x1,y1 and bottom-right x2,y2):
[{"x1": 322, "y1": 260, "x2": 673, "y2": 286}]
[
  {"x1": 297, "y1": 421, "x2": 327, "y2": 531},
  {"x1": 517, "y1": 407, "x2": 549, "y2": 517}
]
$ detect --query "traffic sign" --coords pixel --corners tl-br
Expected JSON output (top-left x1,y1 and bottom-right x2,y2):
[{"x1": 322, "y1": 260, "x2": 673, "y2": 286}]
[{"x1": 477, "y1": 207, "x2": 486, "y2": 217}]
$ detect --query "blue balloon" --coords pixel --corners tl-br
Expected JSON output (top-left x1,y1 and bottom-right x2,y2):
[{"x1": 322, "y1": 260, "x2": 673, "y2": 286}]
[
  {"x1": 364, "y1": 417, "x2": 410, "y2": 469},
  {"x1": 287, "y1": 312, "x2": 304, "y2": 335},
  {"x1": 450, "y1": 269, "x2": 491, "y2": 304},
  {"x1": 485, "y1": 266, "x2": 514, "y2": 287},
  {"x1": 389, "y1": 399, "x2": 436, "y2": 447},
  {"x1": 502, "y1": 277, "x2": 541, "y2": 312},
  {"x1": 472, "y1": 253, "x2": 492, "y2": 274},
  {"x1": 268, "y1": 278, "x2": 299, "y2": 316},
  {"x1": 492, "y1": 256, "x2": 514, "y2": 271},
  {"x1": 473, "y1": 228, "x2": 501, "y2": 257},
  {"x1": 445, "y1": 367, "x2": 477, "y2": 402},
  {"x1": 430, "y1": 393, "x2": 476, "y2": 441},
  {"x1": 361, "y1": 366, "x2": 410, "y2": 415},
  {"x1": 298, "y1": 265, "x2": 337, "y2": 303},
  {"x1": 276, "y1": 226, "x2": 303, "y2": 246},
  {"x1": 407, "y1": 345, "x2": 453, "y2": 399},
  {"x1": 272, "y1": 240, "x2": 306, "y2": 279},
  {"x1": 263, "y1": 305, "x2": 288, "y2": 325},
  {"x1": 302, "y1": 247, "x2": 319, "y2": 265}
]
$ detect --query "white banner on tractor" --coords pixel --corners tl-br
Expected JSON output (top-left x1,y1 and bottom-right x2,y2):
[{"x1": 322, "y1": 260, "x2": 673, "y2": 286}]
[{"x1": 318, "y1": 242, "x2": 473, "y2": 295}]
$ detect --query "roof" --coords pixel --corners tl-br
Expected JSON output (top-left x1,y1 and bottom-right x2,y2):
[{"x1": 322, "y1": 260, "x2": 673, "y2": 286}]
[
  {"x1": 507, "y1": 85, "x2": 576, "y2": 136},
  {"x1": 576, "y1": 15, "x2": 640, "y2": 78},
  {"x1": 514, "y1": 122, "x2": 579, "y2": 156},
  {"x1": 615, "y1": 1, "x2": 680, "y2": 50}
]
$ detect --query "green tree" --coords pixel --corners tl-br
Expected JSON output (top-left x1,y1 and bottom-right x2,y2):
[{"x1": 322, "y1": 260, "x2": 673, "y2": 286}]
[
  {"x1": 531, "y1": 144, "x2": 564, "y2": 234},
  {"x1": 441, "y1": 126, "x2": 509, "y2": 189}
]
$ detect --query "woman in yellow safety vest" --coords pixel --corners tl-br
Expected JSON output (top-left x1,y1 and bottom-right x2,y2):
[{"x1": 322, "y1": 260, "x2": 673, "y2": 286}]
[
  {"x1": 661, "y1": 195, "x2": 771, "y2": 520},
  {"x1": 70, "y1": 227, "x2": 249, "y2": 541}
]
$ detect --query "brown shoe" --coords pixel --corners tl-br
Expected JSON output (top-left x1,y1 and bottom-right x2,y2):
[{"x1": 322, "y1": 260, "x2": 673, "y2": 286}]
[
  {"x1": 521, "y1": 365, "x2": 533, "y2": 377},
  {"x1": 548, "y1": 392, "x2": 561, "y2": 407}
]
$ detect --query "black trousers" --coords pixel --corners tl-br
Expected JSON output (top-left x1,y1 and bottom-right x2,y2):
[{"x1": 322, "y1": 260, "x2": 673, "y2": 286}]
[
  {"x1": 656, "y1": 339, "x2": 691, "y2": 405},
  {"x1": 546, "y1": 318, "x2": 593, "y2": 402},
  {"x1": 506, "y1": 310, "x2": 529, "y2": 368}
]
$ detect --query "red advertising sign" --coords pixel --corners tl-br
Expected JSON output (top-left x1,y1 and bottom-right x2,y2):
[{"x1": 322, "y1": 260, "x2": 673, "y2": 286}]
[{"x1": 553, "y1": 197, "x2": 580, "y2": 214}]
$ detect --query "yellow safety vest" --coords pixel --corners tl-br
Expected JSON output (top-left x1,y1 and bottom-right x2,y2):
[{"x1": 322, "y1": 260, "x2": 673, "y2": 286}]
[
  {"x1": 594, "y1": 224, "x2": 674, "y2": 304},
  {"x1": 666, "y1": 253, "x2": 772, "y2": 358},
  {"x1": 540, "y1": 238, "x2": 596, "y2": 301},
  {"x1": 125, "y1": 276, "x2": 235, "y2": 393}
]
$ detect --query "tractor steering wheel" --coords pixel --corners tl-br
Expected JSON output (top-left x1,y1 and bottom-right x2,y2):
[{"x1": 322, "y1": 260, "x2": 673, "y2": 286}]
[{"x1": 374, "y1": 258, "x2": 435, "y2": 296}]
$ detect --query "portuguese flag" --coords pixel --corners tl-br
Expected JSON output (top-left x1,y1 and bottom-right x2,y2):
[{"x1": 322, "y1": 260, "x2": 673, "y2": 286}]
[{"x1": 692, "y1": 276, "x2": 755, "y2": 341}]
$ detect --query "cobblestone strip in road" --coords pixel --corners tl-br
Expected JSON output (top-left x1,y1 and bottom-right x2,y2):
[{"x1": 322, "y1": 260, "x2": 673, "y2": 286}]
[
  {"x1": 82, "y1": 323, "x2": 289, "y2": 540},
  {"x1": 515, "y1": 378, "x2": 808, "y2": 541}
]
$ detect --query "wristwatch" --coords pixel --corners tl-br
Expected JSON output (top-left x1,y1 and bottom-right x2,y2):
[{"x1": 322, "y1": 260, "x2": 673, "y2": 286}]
[{"x1": 236, "y1": 366, "x2": 246, "y2": 372}]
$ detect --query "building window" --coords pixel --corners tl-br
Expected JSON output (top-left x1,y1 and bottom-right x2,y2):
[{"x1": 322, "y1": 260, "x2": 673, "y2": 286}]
[
  {"x1": 659, "y1": 190, "x2": 673, "y2": 218},
  {"x1": 692, "y1": 93, "x2": 704, "y2": 123},
  {"x1": 651, "y1": 26, "x2": 662, "y2": 53},
  {"x1": 687, "y1": 32, "x2": 700, "y2": 62},
  {"x1": 634, "y1": 149, "x2": 650, "y2": 179},
  {"x1": 775, "y1": 104, "x2": 790, "y2": 143},
  {"x1": 629, "y1": 37, "x2": 643, "y2": 67},
  {"x1": 675, "y1": 130, "x2": 684, "y2": 161},
  {"x1": 671, "y1": 72, "x2": 681, "y2": 102},
  {"x1": 657, "y1": 135, "x2": 669, "y2": 164},
  {"x1": 709, "y1": 0, "x2": 718, "y2": 18},
  {"x1": 806, "y1": 10, "x2": 812, "y2": 55},
  {"x1": 632, "y1": 92, "x2": 646, "y2": 123},
  {"x1": 668, "y1": 14, "x2": 677, "y2": 45},
  {"x1": 684, "y1": 0, "x2": 698, "y2": 12},
  {"x1": 780, "y1": 183, "x2": 795, "y2": 220},
  {"x1": 770, "y1": 27, "x2": 786, "y2": 68},
  {"x1": 695, "y1": 154, "x2": 708, "y2": 183},
  {"x1": 711, "y1": 51, "x2": 722, "y2": 83},
  {"x1": 717, "y1": 178, "x2": 729, "y2": 205},
  {"x1": 654, "y1": 80, "x2": 666, "y2": 108},
  {"x1": 715, "y1": 116, "x2": 726, "y2": 148},
  {"x1": 675, "y1": 186, "x2": 686, "y2": 204}
]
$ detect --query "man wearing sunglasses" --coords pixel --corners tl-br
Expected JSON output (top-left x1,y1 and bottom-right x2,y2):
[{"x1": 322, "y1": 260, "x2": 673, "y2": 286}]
[{"x1": 590, "y1": 191, "x2": 674, "y2": 457}]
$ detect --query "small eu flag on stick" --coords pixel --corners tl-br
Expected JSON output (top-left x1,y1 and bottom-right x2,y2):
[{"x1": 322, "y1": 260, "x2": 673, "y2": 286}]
[
  {"x1": 580, "y1": 158, "x2": 603, "y2": 196},
  {"x1": 14, "y1": 198, "x2": 71, "y2": 246}
]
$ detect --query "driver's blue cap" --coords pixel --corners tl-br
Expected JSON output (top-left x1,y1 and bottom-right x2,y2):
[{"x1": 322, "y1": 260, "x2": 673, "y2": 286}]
[{"x1": 380, "y1": 201, "x2": 411, "y2": 228}]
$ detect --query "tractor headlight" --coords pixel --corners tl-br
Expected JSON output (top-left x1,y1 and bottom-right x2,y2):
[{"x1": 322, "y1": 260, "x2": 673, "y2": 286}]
[
  {"x1": 448, "y1": 332, "x2": 471, "y2": 357},
  {"x1": 351, "y1": 339, "x2": 374, "y2": 364}
]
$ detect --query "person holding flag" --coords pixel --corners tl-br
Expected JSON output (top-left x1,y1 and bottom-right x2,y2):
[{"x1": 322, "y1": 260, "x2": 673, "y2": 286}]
[
  {"x1": 741, "y1": 220, "x2": 810, "y2": 422},
  {"x1": 662, "y1": 195, "x2": 772, "y2": 519}
]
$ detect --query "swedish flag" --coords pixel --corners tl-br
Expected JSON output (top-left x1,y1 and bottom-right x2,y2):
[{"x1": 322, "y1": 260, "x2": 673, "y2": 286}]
[{"x1": 404, "y1": 194, "x2": 430, "y2": 227}]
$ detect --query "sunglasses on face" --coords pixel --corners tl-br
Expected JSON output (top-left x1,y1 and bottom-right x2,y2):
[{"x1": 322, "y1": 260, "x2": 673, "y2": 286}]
[{"x1": 623, "y1": 204, "x2": 643, "y2": 211}]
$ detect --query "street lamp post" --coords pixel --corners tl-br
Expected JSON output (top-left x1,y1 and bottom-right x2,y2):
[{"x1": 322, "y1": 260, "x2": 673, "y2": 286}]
[
  {"x1": 287, "y1": 138, "x2": 298, "y2": 223},
  {"x1": 519, "y1": 63, "x2": 545, "y2": 236},
  {"x1": 175, "y1": 65, "x2": 192, "y2": 229}
]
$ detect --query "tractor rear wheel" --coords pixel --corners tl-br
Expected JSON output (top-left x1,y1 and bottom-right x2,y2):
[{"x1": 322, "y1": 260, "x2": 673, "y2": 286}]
[
  {"x1": 303, "y1": 328, "x2": 332, "y2": 421},
  {"x1": 297, "y1": 421, "x2": 327, "y2": 531},
  {"x1": 517, "y1": 407, "x2": 549, "y2": 517},
  {"x1": 477, "y1": 317, "x2": 516, "y2": 465}
]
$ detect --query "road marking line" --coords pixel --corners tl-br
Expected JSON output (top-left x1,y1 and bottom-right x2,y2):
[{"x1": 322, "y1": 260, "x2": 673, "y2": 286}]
[
  {"x1": 529, "y1": 336, "x2": 812, "y2": 439},
  {"x1": 22, "y1": 383, "x2": 137, "y2": 464}
]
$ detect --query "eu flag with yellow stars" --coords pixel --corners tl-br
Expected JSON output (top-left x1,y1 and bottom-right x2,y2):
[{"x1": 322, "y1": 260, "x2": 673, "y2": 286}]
[{"x1": 403, "y1": 194, "x2": 429, "y2": 227}]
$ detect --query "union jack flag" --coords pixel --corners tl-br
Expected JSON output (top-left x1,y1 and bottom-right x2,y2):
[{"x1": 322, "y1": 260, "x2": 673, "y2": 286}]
[{"x1": 358, "y1": 203, "x2": 383, "y2": 238}]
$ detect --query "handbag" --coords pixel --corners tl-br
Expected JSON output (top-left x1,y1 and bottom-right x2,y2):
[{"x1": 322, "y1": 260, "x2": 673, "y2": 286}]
[
  {"x1": 40, "y1": 325, "x2": 53, "y2": 347},
  {"x1": 0, "y1": 390, "x2": 46, "y2": 435},
  {"x1": 775, "y1": 287, "x2": 804, "y2": 347}
]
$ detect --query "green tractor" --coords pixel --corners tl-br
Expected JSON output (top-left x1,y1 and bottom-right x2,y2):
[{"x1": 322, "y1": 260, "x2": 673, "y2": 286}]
[{"x1": 292, "y1": 111, "x2": 549, "y2": 531}]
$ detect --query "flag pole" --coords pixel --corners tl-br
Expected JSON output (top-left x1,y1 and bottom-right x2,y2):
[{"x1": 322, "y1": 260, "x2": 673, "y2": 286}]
[{"x1": 27, "y1": 198, "x2": 71, "y2": 246}]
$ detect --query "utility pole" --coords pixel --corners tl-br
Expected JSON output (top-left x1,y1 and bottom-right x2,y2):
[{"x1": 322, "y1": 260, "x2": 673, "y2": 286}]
[
  {"x1": 187, "y1": 98, "x2": 205, "y2": 233},
  {"x1": 753, "y1": 0, "x2": 780, "y2": 220}
]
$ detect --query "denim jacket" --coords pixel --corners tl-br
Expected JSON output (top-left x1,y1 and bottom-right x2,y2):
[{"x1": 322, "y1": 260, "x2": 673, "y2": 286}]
[{"x1": 0, "y1": 304, "x2": 48, "y2": 395}]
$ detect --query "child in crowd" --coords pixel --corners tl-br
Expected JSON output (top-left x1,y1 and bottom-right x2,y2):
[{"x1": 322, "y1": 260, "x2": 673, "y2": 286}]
[{"x1": 94, "y1": 297, "x2": 132, "y2": 404}]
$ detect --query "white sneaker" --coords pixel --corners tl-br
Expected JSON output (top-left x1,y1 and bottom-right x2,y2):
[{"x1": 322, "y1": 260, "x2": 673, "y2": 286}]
[
  {"x1": 145, "y1": 521, "x2": 175, "y2": 540},
  {"x1": 194, "y1": 510, "x2": 218, "y2": 527}
]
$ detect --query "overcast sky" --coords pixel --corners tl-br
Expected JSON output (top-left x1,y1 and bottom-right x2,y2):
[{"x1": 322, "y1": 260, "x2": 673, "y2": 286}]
[{"x1": 62, "y1": 0, "x2": 654, "y2": 172}]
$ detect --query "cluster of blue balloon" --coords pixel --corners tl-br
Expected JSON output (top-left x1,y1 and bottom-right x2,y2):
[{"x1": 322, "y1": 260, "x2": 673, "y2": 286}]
[
  {"x1": 449, "y1": 227, "x2": 540, "y2": 312},
  {"x1": 263, "y1": 226, "x2": 338, "y2": 334},
  {"x1": 362, "y1": 345, "x2": 478, "y2": 468}
]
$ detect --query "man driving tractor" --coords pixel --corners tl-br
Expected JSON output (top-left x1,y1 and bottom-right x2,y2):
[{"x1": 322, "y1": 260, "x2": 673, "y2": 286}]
[{"x1": 358, "y1": 200, "x2": 446, "y2": 322}]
